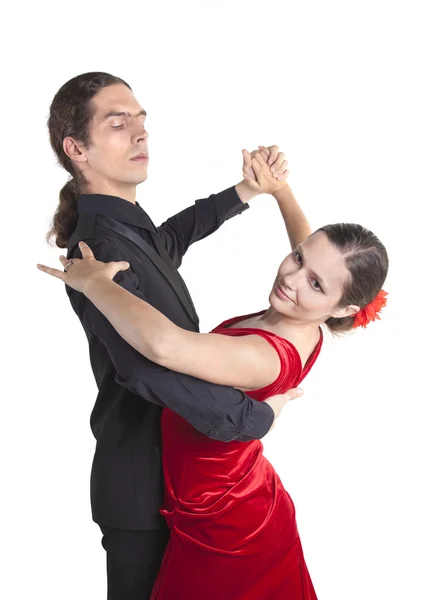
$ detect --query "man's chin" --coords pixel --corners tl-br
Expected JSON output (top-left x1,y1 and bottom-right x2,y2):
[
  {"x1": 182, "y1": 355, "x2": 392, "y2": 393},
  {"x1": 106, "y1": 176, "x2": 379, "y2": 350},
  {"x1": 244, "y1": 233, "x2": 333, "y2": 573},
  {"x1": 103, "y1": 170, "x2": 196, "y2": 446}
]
[
  {"x1": 136, "y1": 174, "x2": 148, "y2": 184},
  {"x1": 127, "y1": 173, "x2": 148, "y2": 186}
]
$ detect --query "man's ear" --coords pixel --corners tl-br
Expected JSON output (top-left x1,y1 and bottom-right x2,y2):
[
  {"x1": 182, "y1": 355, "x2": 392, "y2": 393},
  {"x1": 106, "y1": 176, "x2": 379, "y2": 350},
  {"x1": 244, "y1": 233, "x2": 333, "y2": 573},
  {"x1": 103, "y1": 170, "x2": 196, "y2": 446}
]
[
  {"x1": 63, "y1": 137, "x2": 88, "y2": 164},
  {"x1": 331, "y1": 304, "x2": 360, "y2": 319}
]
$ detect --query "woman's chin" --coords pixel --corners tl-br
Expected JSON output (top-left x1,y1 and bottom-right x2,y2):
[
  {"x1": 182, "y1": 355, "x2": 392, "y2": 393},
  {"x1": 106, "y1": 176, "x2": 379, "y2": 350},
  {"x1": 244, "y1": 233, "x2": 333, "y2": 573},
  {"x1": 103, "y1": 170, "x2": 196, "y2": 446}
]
[
  {"x1": 269, "y1": 290, "x2": 293, "y2": 313},
  {"x1": 268, "y1": 290, "x2": 277, "y2": 308}
]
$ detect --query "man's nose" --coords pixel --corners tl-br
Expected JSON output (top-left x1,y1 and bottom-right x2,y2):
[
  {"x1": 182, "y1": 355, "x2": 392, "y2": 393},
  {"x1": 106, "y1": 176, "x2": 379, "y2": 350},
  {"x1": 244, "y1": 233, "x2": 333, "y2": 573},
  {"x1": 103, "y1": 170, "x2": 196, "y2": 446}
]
[
  {"x1": 132, "y1": 123, "x2": 148, "y2": 144},
  {"x1": 134, "y1": 131, "x2": 148, "y2": 144}
]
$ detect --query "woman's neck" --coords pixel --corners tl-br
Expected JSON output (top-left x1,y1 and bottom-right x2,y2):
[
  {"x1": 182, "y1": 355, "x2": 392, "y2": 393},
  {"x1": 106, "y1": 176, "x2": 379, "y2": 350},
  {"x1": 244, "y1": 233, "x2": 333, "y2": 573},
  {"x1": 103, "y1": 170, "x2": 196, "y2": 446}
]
[{"x1": 255, "y1": 306, "x2": 322, "y2": 342}]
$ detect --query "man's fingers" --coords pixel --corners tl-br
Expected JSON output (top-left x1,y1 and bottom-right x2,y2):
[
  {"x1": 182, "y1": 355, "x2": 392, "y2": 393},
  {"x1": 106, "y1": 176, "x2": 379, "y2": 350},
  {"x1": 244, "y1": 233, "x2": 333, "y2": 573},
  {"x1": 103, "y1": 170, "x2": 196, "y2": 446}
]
[
  {"x1": 37, "y1": 263, "x2": 67, "y2": 282},
  {"x1": 268, "y1": 145, "x2": 279, "y2": 166},
  {"x1": 272, "y1": 156, "x2": 287, "y2": 175},
  {"x1": 284, "y1": 388, "x2": 304, "y2": 401},
  {"x1": 242, "y1": 149, "x2": 252, "y2": 170},
  {"x1": 243, "y1": 150, "x2": 257, "y2": 181}
]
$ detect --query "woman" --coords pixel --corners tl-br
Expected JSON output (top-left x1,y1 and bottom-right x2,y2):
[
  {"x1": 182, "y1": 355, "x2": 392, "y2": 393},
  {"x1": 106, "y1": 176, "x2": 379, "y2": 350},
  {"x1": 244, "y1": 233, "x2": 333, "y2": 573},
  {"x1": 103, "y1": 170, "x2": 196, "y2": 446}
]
[{"x1": 38, "y1": 152, "x2": 388, "y2": 599}]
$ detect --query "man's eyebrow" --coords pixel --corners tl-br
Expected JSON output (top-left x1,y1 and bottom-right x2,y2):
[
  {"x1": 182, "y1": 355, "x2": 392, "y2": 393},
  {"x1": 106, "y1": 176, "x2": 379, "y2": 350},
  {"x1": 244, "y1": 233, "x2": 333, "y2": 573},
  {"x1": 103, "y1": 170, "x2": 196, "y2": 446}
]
[{"x1": 103, "y1": 109, "x2": 147, "y2": 119}]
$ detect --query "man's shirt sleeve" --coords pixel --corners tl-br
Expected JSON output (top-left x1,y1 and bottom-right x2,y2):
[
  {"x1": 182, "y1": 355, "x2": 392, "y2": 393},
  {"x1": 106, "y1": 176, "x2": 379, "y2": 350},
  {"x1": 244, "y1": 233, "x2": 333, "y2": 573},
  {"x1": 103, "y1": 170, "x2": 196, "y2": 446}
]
[
  {"x1": 157, "y1": 186, "x2": 248, "y2": 268},
  {"x1": 67, "y1": 237, "x2": 273, "y2": 442}
]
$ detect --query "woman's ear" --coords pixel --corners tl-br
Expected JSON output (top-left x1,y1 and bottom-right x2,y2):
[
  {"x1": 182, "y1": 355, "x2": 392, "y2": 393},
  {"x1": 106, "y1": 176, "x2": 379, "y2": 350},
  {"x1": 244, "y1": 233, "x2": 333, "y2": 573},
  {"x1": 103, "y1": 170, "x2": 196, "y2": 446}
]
[{"x1": 330, "y1": 304, "x2": 360, "y2": 319}]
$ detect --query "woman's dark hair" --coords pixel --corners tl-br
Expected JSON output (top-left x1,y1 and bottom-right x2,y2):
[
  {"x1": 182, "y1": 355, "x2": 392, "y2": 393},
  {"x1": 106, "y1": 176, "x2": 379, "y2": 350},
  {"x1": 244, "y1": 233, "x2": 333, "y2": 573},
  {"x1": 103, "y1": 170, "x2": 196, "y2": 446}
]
[
  {"x1": 317, "y1": 223, "x2": 389, "y2": 335},
  {"x1": 46, "y1": 72, "x2": 131, "y2": 248}
]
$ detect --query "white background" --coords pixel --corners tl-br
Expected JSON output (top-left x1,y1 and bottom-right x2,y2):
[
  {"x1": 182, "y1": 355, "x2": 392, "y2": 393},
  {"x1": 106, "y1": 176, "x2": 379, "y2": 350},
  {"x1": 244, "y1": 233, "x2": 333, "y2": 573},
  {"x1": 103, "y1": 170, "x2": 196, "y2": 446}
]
[{"x1": 2, "y1": 1, "x2": 431, "y2": 598}]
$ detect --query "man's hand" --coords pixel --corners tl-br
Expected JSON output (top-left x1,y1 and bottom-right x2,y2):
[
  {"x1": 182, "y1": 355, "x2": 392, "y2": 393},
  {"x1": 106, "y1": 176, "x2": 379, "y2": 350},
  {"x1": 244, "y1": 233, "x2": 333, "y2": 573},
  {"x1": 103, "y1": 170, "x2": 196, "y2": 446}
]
[
  {"x1": 245, "y1": 148, "x2": 290, "y2": 195},
  {"x1": 244, "y1": 146, "x2": 289, "y2": 184},
  {"x1": 264, "y1": 387, "x2": 304, "y2": 432},
  {"x1": 236, "y1": 145, "x2": 289, "y2": 202},
  {"x1": 257, "y1": 145, "x2": 289, "y2": 181}
]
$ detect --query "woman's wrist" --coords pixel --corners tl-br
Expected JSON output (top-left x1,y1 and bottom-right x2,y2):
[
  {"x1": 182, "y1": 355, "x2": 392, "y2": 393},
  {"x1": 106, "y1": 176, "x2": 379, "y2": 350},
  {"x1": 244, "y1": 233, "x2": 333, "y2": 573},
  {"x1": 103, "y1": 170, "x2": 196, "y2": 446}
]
[
  {"x1": 272, "y1": 182, "x2": 293, "y2": 202},
  {"x1": 83, "y1": 275, "x2": 113, "y2": 298}
]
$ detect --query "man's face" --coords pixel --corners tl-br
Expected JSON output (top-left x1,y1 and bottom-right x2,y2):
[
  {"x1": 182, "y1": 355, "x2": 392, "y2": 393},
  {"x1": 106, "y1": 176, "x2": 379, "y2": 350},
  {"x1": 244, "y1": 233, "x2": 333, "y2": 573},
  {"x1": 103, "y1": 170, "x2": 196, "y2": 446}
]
[{"x1": 76, "y1": 84, "x2": 149, "y2": 193}]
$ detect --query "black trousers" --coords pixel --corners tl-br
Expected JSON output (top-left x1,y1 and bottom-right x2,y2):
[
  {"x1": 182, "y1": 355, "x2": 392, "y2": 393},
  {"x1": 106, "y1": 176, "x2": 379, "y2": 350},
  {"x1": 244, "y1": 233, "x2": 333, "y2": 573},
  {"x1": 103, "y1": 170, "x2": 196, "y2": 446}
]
[{"x1": 100, "y1": 524, "x2": 170, "y2": 599}]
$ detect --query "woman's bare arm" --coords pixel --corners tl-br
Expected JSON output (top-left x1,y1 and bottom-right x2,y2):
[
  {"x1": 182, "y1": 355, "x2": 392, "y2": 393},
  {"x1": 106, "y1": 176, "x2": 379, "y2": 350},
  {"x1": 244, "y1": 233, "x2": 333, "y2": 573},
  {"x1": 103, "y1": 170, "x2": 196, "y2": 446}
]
[
  {"x1": 273, "y1": 184, "x2": 313, "y2": 249},
  {"x1": 255, "y1": 146, "x2": 312, "y2": 249},
  {"x1": 84, "y1": 278, "x2": 281, "y2": 390}
]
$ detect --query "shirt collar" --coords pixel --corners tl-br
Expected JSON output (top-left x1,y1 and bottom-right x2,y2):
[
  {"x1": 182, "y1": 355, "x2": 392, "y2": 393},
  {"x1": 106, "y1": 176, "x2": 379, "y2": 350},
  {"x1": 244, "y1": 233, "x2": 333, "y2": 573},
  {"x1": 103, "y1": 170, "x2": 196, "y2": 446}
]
[{"x1": 77, "y1": 194, "x2": 155, "y2": 231}]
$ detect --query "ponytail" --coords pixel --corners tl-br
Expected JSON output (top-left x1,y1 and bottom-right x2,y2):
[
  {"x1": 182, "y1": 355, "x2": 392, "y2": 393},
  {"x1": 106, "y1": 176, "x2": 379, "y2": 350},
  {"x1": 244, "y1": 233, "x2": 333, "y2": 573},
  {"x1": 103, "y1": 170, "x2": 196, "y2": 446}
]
[{"x1": 46, "y1": 177, "x2": 80, "y2": 248}]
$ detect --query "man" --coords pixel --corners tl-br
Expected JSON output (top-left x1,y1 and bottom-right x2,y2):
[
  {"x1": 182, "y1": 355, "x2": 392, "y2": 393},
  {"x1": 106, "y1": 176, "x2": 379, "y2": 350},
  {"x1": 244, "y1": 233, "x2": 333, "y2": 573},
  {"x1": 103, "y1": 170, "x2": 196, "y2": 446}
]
[{"x1": 44, "y1": 72, "x2": 300, "y2": 598}]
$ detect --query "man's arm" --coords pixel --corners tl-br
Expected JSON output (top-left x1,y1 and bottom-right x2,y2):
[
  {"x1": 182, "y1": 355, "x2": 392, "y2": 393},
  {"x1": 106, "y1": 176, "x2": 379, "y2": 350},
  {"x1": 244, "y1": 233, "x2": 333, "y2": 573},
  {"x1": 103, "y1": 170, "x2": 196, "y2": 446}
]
[
  {"x1": 67, "y1": 237, "x2": 274, "y2": 443},
  {"x1": 157, "y1": 184, "x2": 256, "y2": 268},
  {"x1": 156, "y1": 146, "x2": 289, "y2": 268}
]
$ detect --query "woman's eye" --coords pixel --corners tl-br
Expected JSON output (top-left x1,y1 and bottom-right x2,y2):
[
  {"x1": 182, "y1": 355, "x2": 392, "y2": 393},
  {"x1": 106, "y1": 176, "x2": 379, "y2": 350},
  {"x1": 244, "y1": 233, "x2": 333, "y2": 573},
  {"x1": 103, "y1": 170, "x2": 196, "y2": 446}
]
[
  {"x1": 294, "y1": 251, "x2": 302, "y2": 264},
  {"x1": 310, "y1": 279, "x2": 321, "y2": 292},
  {"x1": 111, "y1": 123, "x2": 124, "y2": 129}
]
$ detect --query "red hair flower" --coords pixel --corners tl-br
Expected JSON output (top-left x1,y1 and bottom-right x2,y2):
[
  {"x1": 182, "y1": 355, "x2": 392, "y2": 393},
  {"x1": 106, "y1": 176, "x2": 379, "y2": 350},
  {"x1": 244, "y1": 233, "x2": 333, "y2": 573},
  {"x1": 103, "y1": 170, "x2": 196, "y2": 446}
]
[{"x1": 353, "y1": 290, "x2": 388, "y2": 329}]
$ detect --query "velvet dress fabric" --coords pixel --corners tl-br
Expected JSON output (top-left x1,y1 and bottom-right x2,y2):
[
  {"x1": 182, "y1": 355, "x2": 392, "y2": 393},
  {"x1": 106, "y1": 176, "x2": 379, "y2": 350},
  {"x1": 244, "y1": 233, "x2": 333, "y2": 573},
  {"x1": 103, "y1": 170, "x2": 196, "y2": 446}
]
[{"x1": 151, "y1": 312, "x2": 323, "y2": 599}]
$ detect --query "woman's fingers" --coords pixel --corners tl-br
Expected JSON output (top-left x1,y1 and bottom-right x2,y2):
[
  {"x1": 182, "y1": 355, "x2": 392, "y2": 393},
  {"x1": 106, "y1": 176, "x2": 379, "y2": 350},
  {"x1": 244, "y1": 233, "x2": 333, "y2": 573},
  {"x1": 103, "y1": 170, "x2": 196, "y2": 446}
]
[
  {"x1": 250, "y1": 157, "x2": 261, "y2": 178},
  {"x1": 59, "y1": 255, "x2": 83, "y2": 271},
  {"x1": 59, "y1": 255, "x2": 69, "y2": 267},
  {"x1": 110, "y1": 260, "x2": 130, "y2": 272},
  {"x1": 258, "y1": 146, "x2": 271, "y2": 158},
  {"x1": 78, "y1": 241, "x2": 95, "y2": 259},
  {"x1": 253, "y1": 152, "x2": 267, "y2": 167},
  {"x1": 36, "y1": 263, "x2": 67, "y2": 282},
  {"x1": 55, "y1": 242, "x2": 93, "y2": 272}
]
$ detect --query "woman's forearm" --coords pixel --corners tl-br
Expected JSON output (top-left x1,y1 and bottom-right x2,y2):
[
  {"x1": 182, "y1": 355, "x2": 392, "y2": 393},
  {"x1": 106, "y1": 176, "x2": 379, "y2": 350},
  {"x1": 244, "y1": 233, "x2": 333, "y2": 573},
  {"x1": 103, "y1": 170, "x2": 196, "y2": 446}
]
[
  {"x1": 84, "y1": 278, "x2": 179, "y2": 362},
  {"x1": 273, "y1": 184, "x2": 312, "y2": 249}
]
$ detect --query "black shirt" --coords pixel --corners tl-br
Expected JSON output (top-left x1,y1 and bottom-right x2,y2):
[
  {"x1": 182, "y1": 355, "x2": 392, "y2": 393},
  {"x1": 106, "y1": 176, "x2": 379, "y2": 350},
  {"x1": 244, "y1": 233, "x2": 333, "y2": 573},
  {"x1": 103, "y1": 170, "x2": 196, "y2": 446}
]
[{"x1": 66, "y1": 186, "x2": 274, "y2": 529}]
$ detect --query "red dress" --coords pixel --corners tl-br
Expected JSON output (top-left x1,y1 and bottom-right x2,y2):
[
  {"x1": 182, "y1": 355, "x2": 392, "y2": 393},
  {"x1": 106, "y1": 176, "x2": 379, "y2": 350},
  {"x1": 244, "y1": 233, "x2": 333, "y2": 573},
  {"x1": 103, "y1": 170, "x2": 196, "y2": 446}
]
[{"x1": 151, "y1": 312, "x2": 323, "y2": 599}]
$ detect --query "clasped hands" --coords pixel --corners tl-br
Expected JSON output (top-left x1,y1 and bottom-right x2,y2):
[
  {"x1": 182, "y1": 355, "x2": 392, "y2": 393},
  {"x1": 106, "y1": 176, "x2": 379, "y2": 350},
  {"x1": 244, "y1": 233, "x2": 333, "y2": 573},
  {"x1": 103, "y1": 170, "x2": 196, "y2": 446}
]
[{"x1": 242, "y1": 145, "x2": 289, "y2": 195}]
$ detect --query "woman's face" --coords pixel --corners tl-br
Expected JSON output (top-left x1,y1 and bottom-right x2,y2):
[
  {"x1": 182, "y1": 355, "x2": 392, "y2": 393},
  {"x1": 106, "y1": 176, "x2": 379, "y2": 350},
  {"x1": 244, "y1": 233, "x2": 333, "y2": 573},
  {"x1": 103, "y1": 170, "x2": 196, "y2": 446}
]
[{"x1": 269, "y1": 231, "x2": 358, "y2": 323}]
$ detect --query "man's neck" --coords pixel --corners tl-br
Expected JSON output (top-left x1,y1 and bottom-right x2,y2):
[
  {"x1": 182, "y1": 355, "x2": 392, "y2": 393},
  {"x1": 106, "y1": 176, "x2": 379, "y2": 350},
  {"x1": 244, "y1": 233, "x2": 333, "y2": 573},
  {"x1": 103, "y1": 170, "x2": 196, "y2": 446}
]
[{"x1": 85, "y1": 181, "x2": 137, "y2": 204}]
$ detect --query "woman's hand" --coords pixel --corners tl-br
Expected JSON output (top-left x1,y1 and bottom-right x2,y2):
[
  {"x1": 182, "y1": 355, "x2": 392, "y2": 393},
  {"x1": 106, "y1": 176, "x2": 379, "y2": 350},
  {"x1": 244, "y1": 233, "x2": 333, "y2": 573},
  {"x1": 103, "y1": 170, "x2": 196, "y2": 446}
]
[
  {"x1": 242, "y1": 145, "x2": 289, "y2": 194},
  {"x1": 37, "y1": 241, "x2": 130, "y2": 295}
]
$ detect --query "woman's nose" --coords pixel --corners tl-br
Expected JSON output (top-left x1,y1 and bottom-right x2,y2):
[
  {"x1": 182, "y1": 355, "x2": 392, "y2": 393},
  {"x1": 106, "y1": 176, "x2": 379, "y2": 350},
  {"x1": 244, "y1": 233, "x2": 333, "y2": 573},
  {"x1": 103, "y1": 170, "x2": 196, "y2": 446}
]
[{"x1": 282, "y1": 271, "x2": 301, "y2": 290}]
